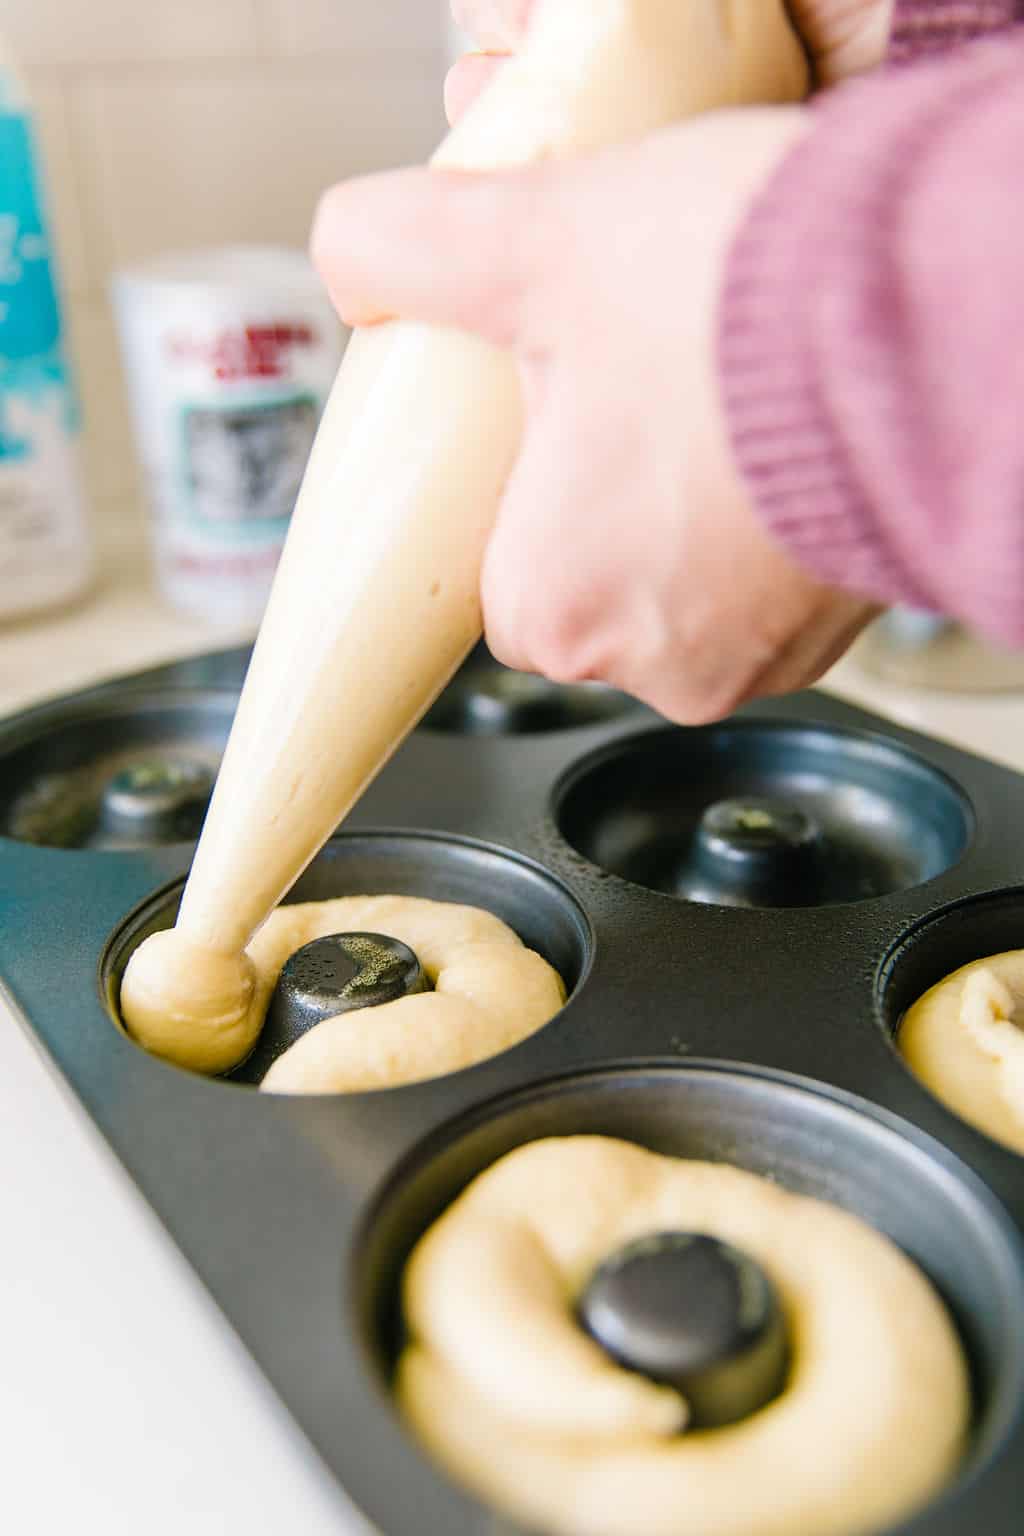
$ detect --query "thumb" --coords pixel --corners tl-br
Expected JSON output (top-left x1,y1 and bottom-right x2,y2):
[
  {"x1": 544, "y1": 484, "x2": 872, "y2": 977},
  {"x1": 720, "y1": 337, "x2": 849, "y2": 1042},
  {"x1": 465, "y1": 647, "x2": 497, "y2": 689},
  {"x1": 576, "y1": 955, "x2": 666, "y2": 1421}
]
[{"x1": 311, "y1": 163, "x2": 549, "y2": 348}]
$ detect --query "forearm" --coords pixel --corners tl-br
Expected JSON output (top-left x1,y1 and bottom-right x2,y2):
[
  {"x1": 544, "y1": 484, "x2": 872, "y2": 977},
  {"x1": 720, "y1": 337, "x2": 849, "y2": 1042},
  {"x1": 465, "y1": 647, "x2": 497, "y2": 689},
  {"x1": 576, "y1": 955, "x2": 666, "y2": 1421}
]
[{"x1": 721, "y1": 30, "x2": 1024, "y2": 642}]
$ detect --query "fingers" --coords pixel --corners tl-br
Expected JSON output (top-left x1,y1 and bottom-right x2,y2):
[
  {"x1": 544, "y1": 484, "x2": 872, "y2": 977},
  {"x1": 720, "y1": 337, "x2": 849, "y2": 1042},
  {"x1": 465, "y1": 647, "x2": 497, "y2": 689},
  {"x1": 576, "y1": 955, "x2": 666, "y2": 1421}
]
[
  {"x1": 444, "y1": 52, "x2": 509, "y2": 124},
  {"x1": 311, "y1": 164, "x2": 549, "y2": 346},
  {"x1": 451, "y1": 0, "x2": 535, "y2": 51},
  {"x1": 481, "y1": 426, "x2": 591, "y2": 677},
  {"x1": 787, "y1": 0, "x2": 893, "y2": 86},
  {"x1": 482, "y1": 414, "x2": 877, "y2": 724},
  {"x1": 480, "y1": 374, "x2": 758, "y2": 723},
  {"x1": 481, "y1": 371, "x2": 624, "y2": 682}
]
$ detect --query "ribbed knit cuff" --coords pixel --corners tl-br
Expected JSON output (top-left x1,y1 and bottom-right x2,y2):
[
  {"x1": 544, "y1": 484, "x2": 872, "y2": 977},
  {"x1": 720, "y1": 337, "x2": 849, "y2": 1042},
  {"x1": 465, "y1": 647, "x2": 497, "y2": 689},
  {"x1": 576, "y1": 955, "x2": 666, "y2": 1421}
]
[
  {"x1": 719, "y1": 19, "x2": 1024, "y2": 611},
  {"x1": 890, "y1": 0, "x2": 1021, "y2": 63},
  {"x1": 718, "y1": 104, "x2": 921, "y2": 607}
]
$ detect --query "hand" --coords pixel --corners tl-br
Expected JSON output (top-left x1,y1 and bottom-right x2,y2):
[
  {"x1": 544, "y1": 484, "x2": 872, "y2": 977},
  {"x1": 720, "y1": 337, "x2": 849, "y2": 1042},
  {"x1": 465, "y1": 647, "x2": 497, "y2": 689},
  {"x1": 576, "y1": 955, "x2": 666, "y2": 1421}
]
[
  {"x1": 446, "y1": 0, "x2": 894, "y2": 117},
  {"x1": 312, "y1": 112, "x2": 878, "y2": 723}
]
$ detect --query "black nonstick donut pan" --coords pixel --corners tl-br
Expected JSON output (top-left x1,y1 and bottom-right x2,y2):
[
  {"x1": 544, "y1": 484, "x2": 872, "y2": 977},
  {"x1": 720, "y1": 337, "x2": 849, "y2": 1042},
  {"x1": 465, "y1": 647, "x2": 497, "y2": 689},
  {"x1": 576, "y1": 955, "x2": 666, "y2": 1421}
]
[{"x1": 2, "y1": 640, "x2": 1024, "y2": 1536}]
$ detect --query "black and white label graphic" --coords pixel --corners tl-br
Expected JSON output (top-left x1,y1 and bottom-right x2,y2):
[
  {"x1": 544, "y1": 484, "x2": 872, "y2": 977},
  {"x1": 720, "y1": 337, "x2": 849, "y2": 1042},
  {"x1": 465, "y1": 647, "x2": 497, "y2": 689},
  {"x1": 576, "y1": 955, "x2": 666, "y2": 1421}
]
[{"x1": 181, "y1": 394, "x2": 318, "y2": 533}]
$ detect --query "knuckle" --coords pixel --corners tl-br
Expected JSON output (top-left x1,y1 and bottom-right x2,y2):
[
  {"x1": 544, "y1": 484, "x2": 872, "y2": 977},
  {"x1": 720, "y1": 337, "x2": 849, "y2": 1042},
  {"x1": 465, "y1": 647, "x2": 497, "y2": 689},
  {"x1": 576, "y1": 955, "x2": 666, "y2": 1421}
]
[
  {"x1": 685, "y1": 691, "x2": 743, "y2": 726},
  {"x1": 484, "y1": 627, "x2": 526, "y2": 675},
  {"x1": 481, "y1": 572, "x2": 525, "y2": 671},
  {"x1": 526, "y1": 595, "x2": 607, "y2": 685},
  {"x1": 483, "y1": 560, "x2": 600, "y2": 684},
  {"x1": 480, "y1": 551, "x2": 530, "y2": 672},
  {"x1": 644, "y1": 659, "x2": 752, "y2": 727},
  {"x1": 687, "y1": 676, "x2": 751, "y2": 725}
]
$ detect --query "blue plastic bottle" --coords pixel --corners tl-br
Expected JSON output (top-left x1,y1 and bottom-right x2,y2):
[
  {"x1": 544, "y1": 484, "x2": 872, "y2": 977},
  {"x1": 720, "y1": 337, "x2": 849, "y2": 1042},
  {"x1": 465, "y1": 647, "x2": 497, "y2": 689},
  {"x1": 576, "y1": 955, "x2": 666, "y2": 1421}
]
[{"x1": 0, "y1": 38, "x2": 91, "y2": 619}]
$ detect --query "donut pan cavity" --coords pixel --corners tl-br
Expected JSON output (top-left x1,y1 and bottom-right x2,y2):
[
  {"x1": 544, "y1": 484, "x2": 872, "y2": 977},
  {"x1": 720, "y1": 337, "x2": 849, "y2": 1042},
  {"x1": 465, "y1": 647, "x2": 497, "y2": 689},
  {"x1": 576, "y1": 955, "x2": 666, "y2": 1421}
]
[
  {"x1": 102, "y1": 833, "x2": 593, "y2": 1087},
  {"x1": 357, "y1": 1067, "x2": 1024, "y2": 1536},
  {"x1": 4, "y1": 643, "x2": 1024, "y2": 1534},
  {"x1": 879, "y1": 888, "x2": 1024, "y2": 1034},
  {"x1": 0, "y1": 687, "x2": 234, "y2": 848},
  {"x1": 555, "y1": 721, "x2": 972, "y2": 907}
]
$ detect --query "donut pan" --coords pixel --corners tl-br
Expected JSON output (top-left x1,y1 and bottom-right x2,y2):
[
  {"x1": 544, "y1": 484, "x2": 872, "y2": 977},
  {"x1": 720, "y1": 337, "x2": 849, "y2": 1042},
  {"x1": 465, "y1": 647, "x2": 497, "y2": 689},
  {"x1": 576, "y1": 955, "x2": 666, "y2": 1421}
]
[{"x1": 2, "y1": 641, "x2": 1024, "y2": 1536}]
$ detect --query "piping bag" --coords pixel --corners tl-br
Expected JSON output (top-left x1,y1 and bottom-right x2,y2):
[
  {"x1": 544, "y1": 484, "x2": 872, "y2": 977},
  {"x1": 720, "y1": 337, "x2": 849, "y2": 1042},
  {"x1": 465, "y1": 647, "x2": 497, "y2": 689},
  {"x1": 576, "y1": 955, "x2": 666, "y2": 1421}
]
[{"x1": 121, "y1": 1, "x2": 808, "y2": 1074}]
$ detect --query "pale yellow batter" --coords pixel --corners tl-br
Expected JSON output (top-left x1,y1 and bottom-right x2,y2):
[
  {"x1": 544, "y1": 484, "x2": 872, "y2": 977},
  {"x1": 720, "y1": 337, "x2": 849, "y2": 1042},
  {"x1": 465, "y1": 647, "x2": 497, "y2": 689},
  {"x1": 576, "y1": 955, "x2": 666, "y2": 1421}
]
[
  {"x1": 120, "y1": 896, "x2": 565, "y2": 1091},
  {"x1": 900, "y1": 950, "x2": 1024, "y2": 1155},
  {"x1": 397, "y1": 1136, "x2": 969, "y2": 1536}
]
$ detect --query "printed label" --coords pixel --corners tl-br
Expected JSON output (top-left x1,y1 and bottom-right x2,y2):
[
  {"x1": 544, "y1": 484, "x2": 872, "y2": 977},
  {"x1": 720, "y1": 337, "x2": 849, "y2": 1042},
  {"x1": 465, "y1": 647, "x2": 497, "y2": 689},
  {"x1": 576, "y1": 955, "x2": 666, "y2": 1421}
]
[
  {"x1": 179, "y1": 393, "x2": 318, "y2": 538},
  {"x1": 0, "y1": 109, "x2": 79, "y2": 463},
  {"x1": 165, "y1": 323, "x2": 322, "y2": 382},
  {"x1": 0, "y1": 387, "x2": 85, "y2": 576}
]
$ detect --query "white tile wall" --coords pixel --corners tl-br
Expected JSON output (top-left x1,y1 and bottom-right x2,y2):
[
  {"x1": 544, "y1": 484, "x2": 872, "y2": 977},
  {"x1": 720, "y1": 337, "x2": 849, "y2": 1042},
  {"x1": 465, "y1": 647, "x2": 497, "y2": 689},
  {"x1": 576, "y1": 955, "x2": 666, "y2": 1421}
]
[
  {"x1": 3, "y1": 0, "x2": 265, "y2": 67},
  {"x1": 72, "y1": 67, "x2": 444, "y2": 271},
  {"x1": 65, "y1": 296, "x2": 138, "y2": 505},
  {"x1": 263, "y1": 0, "x2": 443, "y2": 57},
  {"x1": 3, "y1": 0, "x2": 449, "y2": 523}
]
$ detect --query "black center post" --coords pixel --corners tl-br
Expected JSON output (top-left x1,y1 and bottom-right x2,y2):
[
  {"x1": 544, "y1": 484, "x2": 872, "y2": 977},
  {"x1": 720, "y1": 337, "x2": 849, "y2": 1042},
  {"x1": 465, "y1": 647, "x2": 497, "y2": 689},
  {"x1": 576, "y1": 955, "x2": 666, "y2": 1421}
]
[
  {"x1": 100, "y1": 759, "x2": 214, "y2": 844},
  {"x1": 234, "y1": 931, "x2": 431, "y2": 1084},
  {"x1": 678, "y1": 795, "x2": 824, "y2": 906},
  {"x1": 578, "y1": 1231, "x2": 789, "y2": 1429}
]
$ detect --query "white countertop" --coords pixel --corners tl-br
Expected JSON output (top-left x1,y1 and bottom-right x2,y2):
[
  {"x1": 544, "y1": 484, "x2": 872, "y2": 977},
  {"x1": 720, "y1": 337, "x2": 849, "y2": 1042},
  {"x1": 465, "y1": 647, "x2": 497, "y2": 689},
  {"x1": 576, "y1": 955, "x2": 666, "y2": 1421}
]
[
  {"x1": 3, "y1": 511, "x2": 1024, "y2": 1536},
  {"x1": 1, "y1": 518, "x2": 370, "y2": 1536}
]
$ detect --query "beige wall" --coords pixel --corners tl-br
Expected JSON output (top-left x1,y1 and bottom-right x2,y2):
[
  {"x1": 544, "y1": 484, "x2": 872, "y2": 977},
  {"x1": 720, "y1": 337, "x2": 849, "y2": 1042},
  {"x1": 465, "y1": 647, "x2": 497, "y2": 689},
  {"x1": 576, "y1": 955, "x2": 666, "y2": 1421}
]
[{"x1": 5, "y1": 0, "x2": 447, "y2": 525}]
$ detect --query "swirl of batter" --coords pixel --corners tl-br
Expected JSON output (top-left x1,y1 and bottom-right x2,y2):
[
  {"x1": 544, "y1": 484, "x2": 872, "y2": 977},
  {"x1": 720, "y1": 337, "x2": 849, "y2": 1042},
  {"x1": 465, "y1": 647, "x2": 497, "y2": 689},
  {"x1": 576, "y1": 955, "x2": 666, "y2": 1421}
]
[
  {"x1": 397, "y1": 1136, "x2": 968, "y2": 1536},
  {"x1": 900, "y1": 949, "x2": 1024, "y2": 1155},
  {"x1": 120, "y1": 896, "x2": 565, "y2": 1091}
]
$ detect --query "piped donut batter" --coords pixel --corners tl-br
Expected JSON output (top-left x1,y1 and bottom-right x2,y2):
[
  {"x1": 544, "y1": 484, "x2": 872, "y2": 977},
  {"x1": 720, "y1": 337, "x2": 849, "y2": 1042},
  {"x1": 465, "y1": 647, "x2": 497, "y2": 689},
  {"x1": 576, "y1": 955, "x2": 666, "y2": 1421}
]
[
  {"x1": 120, "y1": 896, "x2": 565, "y2": 1092},
  {"x1": 397, "y1": 1136, "x2": 968, "y2": 1536},
  {"x1": 900, "y1": 950, "x2": 1024, "y2": 1154}
]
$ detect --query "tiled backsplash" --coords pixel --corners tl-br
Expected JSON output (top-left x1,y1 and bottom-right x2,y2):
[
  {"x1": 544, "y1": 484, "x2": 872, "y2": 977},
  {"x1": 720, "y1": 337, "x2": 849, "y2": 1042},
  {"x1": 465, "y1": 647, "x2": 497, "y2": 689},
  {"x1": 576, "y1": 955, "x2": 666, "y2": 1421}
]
[{"x1": 6, "y1": 0, "x2": 448, "y2": 518}]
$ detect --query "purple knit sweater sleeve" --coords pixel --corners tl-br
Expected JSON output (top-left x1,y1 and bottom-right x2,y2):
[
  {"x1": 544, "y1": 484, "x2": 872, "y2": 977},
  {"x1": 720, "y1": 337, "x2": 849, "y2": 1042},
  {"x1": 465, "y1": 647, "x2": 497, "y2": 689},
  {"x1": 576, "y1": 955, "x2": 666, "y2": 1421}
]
[
  {"x1": 719, "y1": 11, "x2": 1024, "y2": 643},
  {"x1": 890, "y1": 0, "x2": 1020, "y2": 60}
]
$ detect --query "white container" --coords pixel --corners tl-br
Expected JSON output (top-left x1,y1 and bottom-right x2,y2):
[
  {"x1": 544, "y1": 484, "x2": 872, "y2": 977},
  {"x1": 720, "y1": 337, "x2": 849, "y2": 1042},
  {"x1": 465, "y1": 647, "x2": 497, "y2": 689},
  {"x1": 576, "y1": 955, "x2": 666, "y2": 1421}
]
[
  {"x1": 111, "y1": 246, "x2": 343, "y2": 625},
  {"x1": 0, "y1": 35, "x2": 92, "y2": 622}
]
